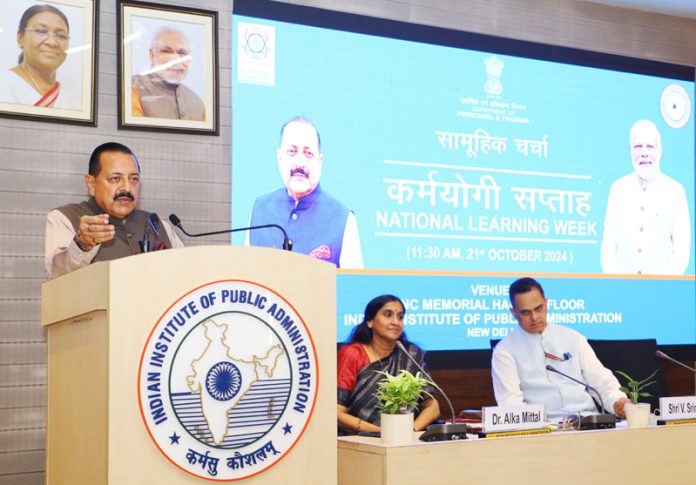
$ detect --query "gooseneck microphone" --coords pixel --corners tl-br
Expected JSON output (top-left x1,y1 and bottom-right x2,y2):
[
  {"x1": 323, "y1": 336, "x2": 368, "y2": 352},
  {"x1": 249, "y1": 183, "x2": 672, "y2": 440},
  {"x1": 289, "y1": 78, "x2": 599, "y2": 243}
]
[
  {"x1": 394, "y1": 341, "x2": 468, "y2": 441},
  {"x1": 140, "y1": 213, "x2": 160, "y2": 253},
  {"x1": 546, "y1": 364, "x2": 616, "y2": 430},
  {"x1": 168, "y1": 214, "x2": 292, "y2": 251},
  {"x1": 546, "y1": 364, "x2": 606, "y2": 413},
  {"x1": 656, "y1": 350, "x2": 696, "y2": 373}
]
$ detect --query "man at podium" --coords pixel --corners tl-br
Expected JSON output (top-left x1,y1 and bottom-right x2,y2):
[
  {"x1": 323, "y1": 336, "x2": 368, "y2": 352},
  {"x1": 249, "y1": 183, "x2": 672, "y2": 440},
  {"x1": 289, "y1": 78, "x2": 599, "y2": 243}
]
[
  {"x1": 44, "y1": 142, "x2": 183, "y2": 279},
  {"x1": 491, "y1": 277, "x2": 629, "y2": 419}
]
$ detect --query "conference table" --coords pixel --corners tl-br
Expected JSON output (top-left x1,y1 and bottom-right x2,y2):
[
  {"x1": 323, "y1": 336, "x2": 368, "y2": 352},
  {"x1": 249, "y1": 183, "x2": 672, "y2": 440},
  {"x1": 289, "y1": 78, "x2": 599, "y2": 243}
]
[{"x1": 337, "y1": 423, "x2": 696, "y2": 485}]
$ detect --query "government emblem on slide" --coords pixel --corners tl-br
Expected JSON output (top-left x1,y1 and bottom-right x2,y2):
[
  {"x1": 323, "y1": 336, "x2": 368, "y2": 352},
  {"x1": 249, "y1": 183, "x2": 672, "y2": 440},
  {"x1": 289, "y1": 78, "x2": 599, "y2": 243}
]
[
  {"x1": 138, "y1": 281, "x2": 318, "y2": 480},
  {"x1": 483, "y1": 55, "x2": 504, "y2": 96}
]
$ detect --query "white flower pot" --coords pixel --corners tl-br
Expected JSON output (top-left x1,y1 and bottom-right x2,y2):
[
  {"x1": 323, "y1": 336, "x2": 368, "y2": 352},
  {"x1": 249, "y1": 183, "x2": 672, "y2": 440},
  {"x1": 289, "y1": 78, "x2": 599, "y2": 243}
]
[
  {"x1": 625, "y1": 402, "x2": 650, "y2": 429},
  {"x1": 380, "y1": 412, "x2": 414, "y2": 445}
]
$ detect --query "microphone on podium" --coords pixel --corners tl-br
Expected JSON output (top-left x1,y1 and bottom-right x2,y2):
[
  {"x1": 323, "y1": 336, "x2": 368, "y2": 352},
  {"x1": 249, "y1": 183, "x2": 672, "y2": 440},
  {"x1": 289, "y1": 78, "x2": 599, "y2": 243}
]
[
  {"x1": 140, "y1": 213, "x2": 160, "y2": 253},
  {"x1": 656, "y1": 350, "x2": 696, "y2": 373},
  {"x1": 393, "y1": 341, "x2": 468, "y2": 441},
  {"x1": 168, "y1": 214, "x2": 293, "y2": 251},
  {"x1": 545, "y1": 364, "x2": 616, "y2": 430}
]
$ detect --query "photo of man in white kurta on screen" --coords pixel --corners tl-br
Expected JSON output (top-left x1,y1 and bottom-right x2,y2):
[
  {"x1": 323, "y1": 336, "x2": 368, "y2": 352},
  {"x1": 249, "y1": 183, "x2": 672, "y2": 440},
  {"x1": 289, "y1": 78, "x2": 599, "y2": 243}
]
[{"x1": 600, "y1": 119, "x2": 691, "y2": 275}]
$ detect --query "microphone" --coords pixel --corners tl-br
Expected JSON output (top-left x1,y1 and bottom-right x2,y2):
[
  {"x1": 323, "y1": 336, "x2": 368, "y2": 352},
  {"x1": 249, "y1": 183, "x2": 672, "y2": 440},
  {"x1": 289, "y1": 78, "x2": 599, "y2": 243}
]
[
  {"x1": 394, "y1": 341, "x2": 468, "y2": 441},
  {"x1": 168, "y1": 214, "x2": 292, "y2": 251},
  {"x1": 140, "y1": 213, "x2": 160, "y2": 253},
  {"x1": 656, "y1": 350, "x2": 696, "y2": 373},
  {"x1": 545, "y1": 364, "x2": 616, "y2": 430}
]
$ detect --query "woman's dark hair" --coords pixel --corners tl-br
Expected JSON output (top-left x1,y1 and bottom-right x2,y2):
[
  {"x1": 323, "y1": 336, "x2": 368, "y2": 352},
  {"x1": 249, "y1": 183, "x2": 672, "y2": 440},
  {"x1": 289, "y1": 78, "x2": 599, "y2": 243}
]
[
  {"x1": 348, "y1": 294, "x2": 408, "y2": 344},
  {"x1": 17, "y1": 4, "x2": 70, "y2": 64}
]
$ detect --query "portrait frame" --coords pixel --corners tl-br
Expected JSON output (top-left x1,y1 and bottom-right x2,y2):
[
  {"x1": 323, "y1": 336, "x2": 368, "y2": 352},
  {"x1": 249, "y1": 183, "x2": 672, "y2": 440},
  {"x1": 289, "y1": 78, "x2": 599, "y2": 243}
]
[
  {"x1": 117, "y1": 0, "x2": 219, "y2": 135},
  {"x1": 0, "y1": 0, "x2": 98, "y2": 125}
]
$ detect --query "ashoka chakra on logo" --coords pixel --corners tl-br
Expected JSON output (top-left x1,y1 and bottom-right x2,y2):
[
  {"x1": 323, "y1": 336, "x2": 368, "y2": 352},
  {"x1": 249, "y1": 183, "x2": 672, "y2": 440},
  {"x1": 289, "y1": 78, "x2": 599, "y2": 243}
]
[{"x1": 206, "y1": 361, "x2": 243, "y2": 401}]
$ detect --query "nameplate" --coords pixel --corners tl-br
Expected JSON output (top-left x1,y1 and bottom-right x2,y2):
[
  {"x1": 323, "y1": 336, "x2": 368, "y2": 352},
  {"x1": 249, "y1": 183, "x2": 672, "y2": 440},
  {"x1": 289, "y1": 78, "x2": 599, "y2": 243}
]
[
  {"x1": 657, "y1": 418, "x2": 696, "y2": 426},
  {"x1": 482, "y1": 404, "x2": 546, "y2": 432},
  {"x1": 659, "y1": 396, "x2": 696, "y2": 421},
  {"x1": 478, "y1": 428, "x2": 551, "y2": 439}
]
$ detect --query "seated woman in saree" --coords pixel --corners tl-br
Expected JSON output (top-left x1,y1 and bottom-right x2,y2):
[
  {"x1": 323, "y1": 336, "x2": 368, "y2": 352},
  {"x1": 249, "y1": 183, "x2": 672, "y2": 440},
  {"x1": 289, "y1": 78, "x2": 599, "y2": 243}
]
[
  {"x1": 337, "y1": 294, "x2": 440, "y2": 434},
  {"x1": 0, "y1": 4, "x2": 78, "y2": 109}
]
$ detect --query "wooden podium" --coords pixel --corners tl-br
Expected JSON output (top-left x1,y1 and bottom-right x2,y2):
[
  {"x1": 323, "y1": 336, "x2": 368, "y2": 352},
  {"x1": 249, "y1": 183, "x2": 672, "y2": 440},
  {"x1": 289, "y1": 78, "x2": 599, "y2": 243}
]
[{"x1": 41, "y1": 246, "x2": 337, "y2": 484}]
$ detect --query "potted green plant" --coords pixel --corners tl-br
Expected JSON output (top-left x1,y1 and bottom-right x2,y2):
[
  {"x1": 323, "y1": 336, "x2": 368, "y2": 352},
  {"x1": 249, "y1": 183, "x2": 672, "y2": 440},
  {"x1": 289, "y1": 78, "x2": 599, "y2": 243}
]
[
  {"x1": 615, "y1": 369, "x2": 658, "y2": 428},
  {"x1": 373, "y1": 369, "x2": 433, "y2": 444}
]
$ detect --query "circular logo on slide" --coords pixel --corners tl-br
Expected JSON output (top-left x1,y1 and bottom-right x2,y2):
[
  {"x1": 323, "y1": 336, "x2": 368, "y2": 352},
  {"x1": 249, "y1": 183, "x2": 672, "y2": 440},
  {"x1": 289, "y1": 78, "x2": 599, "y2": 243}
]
[
  {"x1": 660, "y1": 83, "x2": 691, "y2": 128},
  {"x1": 137, "y1": 280, "x2": 318, "y2": 481},
  {"x1": 242, "y1": 26, "x2": 271, "y2": 59}
]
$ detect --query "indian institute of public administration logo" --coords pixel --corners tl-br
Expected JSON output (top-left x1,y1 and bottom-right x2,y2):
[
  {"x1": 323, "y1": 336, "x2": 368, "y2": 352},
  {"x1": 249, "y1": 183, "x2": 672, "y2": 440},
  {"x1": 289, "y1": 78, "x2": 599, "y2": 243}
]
[{"x1": 138, "y1": 280, "x2": 318, "y2": 481}]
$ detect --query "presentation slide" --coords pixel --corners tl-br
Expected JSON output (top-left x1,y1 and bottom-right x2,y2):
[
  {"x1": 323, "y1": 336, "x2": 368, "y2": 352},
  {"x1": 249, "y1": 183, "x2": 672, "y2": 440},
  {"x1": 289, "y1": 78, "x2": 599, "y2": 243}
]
[{"x1": 231, "y1": 0, "x2": 695, "y2": 350}]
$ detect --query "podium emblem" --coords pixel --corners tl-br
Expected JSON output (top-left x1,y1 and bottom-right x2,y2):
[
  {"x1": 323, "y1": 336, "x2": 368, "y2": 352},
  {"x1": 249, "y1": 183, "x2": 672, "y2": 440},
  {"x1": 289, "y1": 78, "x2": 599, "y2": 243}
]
[{"x1": 138, "y1": 280, "x2": 318, "y2": 480}]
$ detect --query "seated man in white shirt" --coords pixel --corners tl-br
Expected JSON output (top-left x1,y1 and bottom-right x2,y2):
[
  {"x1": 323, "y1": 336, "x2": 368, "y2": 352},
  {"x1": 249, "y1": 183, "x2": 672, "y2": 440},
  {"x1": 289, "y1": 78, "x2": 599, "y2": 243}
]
[
  {"x1": 44, "y1": 142, "x2": 183, "y2": 279},
  {"x1": 491, "y1": 277, "x2": 629, "y2": 419}
]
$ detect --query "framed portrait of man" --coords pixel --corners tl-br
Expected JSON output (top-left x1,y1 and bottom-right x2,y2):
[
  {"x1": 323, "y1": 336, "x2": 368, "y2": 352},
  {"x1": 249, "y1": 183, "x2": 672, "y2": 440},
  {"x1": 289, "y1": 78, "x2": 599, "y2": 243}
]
[
  {"x1": 117, "y1": 0, "x2": 219, "y2": 135},
  {"x1": 0, "y1": 0, "x2": 98, "y2": 125}
]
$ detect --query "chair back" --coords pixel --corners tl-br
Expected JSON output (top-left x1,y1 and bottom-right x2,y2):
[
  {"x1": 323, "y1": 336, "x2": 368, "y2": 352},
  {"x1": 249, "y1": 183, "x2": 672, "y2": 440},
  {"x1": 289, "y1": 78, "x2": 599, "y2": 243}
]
[{"x1": 587, "y1": 338, "x2": 668, "y2": 412}]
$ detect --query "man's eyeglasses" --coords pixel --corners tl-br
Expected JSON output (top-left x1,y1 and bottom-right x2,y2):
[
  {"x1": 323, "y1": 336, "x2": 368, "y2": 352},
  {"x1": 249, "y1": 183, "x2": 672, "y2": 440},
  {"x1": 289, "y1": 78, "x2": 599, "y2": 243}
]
[{"x1": 24, "y1": 28, "x2": 70, "y2": 43}]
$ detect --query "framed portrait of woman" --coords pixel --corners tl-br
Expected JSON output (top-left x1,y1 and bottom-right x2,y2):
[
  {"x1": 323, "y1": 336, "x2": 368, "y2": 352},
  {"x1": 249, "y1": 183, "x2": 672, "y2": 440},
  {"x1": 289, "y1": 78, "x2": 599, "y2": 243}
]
[
  {"x1": 117, "y1": 0, "x2": 219, "y2": 135},
  {"x1": 0, "y1": 0, "x2": 98, "y2": 125}
]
